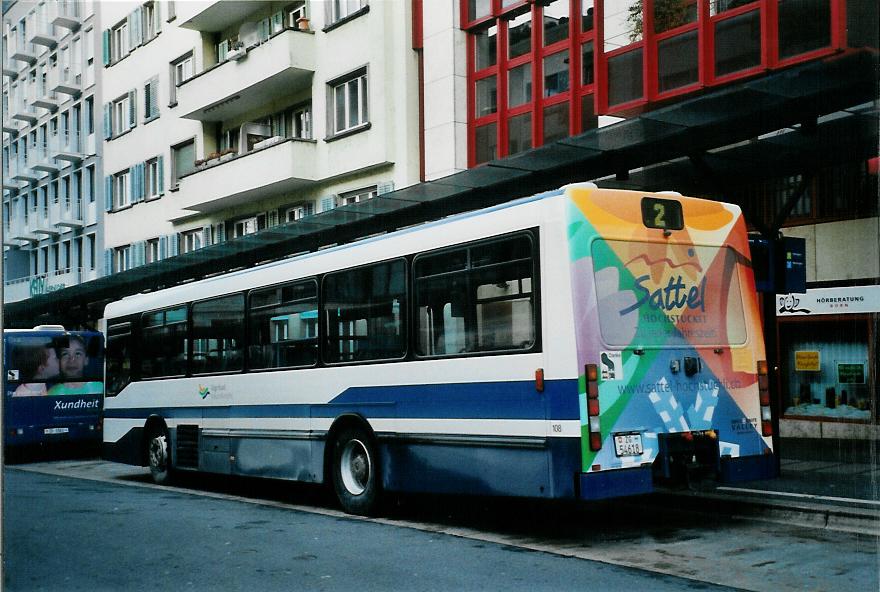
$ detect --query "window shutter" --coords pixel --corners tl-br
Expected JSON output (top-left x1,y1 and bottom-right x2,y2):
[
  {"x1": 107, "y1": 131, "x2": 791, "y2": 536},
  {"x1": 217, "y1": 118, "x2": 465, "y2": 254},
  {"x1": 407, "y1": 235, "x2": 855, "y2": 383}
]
[
  {"x1": 268, "y1": 210, "x2": 278, "y2": 227},
  {"x1": 320, "y1": 195, "x2": 337, "y2": 212},
  {"x1": 104, "y1": 249, "x2": 113, "y2": 276},
  {"x1": 154, "y1": 3, "x2": 162, "y2": 34},
  {"x1": 158, "y1": 235, "x2": 167, "y2": 260},
  {"x1": 306, "y1": 202, "x2": 314, "y2": 217},
  {"x1": 272, "y1": 11, "x2": 283, "y2": 32},
  {"x1": 214, "y1": 222, "x2": 225, "y2": 243},
  {"x1": 136, "y1": 163, "x2": 146, "y2": 202},
  {"x1": 128, "y1": 90, "x2": 137, "y2": 129},
  {"x1": 169, "y1": 233, "x2": 179, "y2": 256},
  {"x1": 133, "y1": 240, "x2": 146, "y2": 267},
  {"x1": 377, "y1": 181, "x2": 395, "y2": 195},
  {"x1": 104, "y1": 175, "x2": 113, "y2": 211},
  {"x1": 129, "y1": 9, "x2": 143, "y2": 49},
  {"x1": 129, "y1": 167, "x2": 138, "y2": 204},
  {"x1": 201, "y1": 225, "x2": 212, "y2": 246},
  {"x1": 218, "y1": 40, "x2": 228, "y2": 62},
  {"x1": 82, "y1": 168, "x2": 91, "y2": 203},
  {"x1": 103, "y1": 103, "x2": 112, "y2": 139},
  {"x1": 157, "y1": 155, "x2": 164, "y2": 193},
  {"x1": 102, "y1": 30, "x2": 110, "y2": 65}
]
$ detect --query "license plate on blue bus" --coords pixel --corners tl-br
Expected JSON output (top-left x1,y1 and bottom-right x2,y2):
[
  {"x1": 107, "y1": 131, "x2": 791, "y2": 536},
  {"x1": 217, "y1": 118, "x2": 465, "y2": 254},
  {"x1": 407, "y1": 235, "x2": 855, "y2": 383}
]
[
  {"x1": 44, "y1": 427, "x2": 69, "y2": 435},
  {"x1": 613, "y1": 432, "x2": 643, "y2": 457}
]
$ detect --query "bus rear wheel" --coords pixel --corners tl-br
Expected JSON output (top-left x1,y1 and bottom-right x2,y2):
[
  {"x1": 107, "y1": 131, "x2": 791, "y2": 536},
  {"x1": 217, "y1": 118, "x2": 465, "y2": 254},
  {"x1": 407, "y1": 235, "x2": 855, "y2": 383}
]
[
  {"x1": 331, "y1": 426, "x2": 380, "y2": 515},
  {"x1": 146, "y1": 426, "x2": 173, "y2": 485}
]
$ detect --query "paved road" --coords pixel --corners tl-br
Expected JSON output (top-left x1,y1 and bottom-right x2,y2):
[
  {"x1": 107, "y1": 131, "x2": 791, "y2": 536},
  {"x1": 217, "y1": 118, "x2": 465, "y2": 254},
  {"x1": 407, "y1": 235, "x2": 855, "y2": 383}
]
[
  {"x1": 4, "y1": 461, "x2": 879, "y2": 591},
  {"x1": 4, "y1": 468, "x2": 731, "y2": 592}
]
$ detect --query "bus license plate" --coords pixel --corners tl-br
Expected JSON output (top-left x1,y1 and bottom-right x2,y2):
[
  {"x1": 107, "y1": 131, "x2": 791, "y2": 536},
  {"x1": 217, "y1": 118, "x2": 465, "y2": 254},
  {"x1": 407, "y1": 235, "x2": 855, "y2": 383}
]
[
  {"x1": 613, "y1": 433, "x2": 643, "y2": 457},
  {"x1": 44, "y1": 427, "x2": 69, "y2": 435}
]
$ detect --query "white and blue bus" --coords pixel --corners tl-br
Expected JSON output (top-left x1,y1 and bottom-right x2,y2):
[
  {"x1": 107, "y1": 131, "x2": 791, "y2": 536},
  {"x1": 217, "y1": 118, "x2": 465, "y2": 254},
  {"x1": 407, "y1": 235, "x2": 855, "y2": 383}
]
[
  {"x1": 3, "y1": 326, "x2": 104, "y2": 452},
  {"x1": 102, "y1": 184, "x2": 775, "y2": 514}
]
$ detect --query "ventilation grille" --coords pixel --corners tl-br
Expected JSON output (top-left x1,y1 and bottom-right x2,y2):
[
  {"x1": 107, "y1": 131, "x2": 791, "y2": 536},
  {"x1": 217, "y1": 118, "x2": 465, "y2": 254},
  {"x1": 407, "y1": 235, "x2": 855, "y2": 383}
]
[{"x1": 175, "y1": 425, "x2": 199, "y2": 468}]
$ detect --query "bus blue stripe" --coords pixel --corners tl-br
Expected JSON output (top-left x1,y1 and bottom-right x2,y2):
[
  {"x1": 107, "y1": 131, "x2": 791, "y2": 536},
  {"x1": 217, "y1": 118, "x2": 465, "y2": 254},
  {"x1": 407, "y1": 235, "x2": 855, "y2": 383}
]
[{"x1": 103, "y1": 378, "x2": 580, "y2": 421}]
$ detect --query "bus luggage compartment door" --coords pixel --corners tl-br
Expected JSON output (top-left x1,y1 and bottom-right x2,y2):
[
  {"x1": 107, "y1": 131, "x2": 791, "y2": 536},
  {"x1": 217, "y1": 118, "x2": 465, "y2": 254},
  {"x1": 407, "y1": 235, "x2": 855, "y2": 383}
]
[{"x1": 653, "y1": 431, "x2": 720, "y2": 486}]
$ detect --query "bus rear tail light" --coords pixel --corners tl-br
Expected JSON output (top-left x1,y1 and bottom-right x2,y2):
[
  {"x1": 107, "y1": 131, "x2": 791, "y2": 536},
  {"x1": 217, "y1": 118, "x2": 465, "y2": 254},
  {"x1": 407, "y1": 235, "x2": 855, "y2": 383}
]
[
  {"x1": 757, "y1": 360, "x2": 772, "y2": 437},
  {"x1": 586, "y1": 364, "x2": 602, "y2": 451}
]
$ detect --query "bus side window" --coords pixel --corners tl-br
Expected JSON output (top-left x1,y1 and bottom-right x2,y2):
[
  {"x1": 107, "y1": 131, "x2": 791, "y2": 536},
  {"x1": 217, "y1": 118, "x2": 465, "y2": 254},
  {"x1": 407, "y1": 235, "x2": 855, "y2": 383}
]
[
  {"x1": 106, "y1": 322, "x2": 132, "y2": 396},
  {"x1": 248, "y1": 280, "x2": 318, "y2": 370},
  {"x1": 414, "y1": 234, "x2": 536, "y2": 357}
]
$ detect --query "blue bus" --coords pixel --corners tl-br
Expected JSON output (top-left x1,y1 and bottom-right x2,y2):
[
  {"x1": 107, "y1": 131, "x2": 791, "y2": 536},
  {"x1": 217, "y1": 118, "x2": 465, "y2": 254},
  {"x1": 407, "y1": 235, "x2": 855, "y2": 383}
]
[{"x1": 3, "y1": 326, "x2": 104, "y2": 452}]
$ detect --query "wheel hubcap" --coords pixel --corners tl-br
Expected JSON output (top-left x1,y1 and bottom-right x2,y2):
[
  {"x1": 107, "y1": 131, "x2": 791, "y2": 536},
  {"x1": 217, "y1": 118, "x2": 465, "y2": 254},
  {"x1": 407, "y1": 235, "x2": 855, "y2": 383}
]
[
  {"x1": 340, "y1": 439, "x2": 370, "y2": 495},
  {"x1": 149, "y1": 435, "x2": 167, "y2": 472}
]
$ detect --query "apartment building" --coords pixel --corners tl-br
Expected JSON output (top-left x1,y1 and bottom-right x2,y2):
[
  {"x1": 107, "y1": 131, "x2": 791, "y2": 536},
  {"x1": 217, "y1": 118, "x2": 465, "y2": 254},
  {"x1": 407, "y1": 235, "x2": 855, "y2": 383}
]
[
  {"x1": 2, "y1": 0, "x2": 103, "y2": 303},
  {"x1": 100, "y1": 0, "x2": 420, "y2": 273}
]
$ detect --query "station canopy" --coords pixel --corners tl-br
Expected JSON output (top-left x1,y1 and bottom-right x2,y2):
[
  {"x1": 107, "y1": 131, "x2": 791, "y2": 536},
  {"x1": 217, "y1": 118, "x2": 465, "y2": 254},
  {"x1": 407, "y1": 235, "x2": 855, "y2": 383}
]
[{"x1": 5, "y1": 51, "x2": 877, "y2": 328}]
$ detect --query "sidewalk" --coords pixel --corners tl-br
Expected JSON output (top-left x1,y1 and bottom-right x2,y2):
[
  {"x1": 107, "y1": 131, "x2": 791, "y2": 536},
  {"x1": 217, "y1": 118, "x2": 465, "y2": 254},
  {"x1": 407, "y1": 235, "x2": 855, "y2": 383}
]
[{"x1": 676, "y1": 437, "x2": 880, "y2": 535}]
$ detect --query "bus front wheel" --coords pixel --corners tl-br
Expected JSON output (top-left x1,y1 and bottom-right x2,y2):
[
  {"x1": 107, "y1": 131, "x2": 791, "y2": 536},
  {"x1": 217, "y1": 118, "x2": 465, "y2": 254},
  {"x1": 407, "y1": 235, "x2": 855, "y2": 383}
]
[
  {"x1": 146, "y1": 426, "x2": 173, "y2": 485},
  {"x1": 331, "y1": 426, "x2": 380, "y2": 515}
]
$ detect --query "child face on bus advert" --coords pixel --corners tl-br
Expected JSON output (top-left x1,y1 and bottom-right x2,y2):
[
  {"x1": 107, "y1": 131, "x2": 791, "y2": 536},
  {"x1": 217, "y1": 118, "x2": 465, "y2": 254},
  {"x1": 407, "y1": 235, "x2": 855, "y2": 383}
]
[{"x1": 60, "y1": 338, "x2": 88, "y2": 379}]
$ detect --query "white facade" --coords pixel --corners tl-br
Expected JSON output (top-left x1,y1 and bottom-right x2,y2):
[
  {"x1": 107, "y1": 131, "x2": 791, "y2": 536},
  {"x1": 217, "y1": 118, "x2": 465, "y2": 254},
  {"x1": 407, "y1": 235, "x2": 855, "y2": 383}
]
[
  {"x1": 2, "y1": 0, "x2": 103, "y2": 303},
  {"x1": 100, "y1": 0, "x2": 422, "y2": 274}
]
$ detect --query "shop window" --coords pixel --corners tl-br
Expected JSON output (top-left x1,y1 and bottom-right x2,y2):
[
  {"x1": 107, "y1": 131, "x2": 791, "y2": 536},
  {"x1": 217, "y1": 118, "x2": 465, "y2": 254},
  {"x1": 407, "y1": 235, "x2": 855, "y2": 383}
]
[
  {"x1": 780, "y1": 321, "x2": 872, "y2": 421},
  {"x1": 657, "y1": 29, "x2": 698, "y2": 93},
  {"x1": 542, "y1": 0, "x2": 569, "y2": 46},
  {"x1": 468, "y1": 0, "x2": 491, "y2": 23},
  {"x1": 846, "y1": 0, "x2": 879, "y2": 49},
  {"x1": 475, "y1": 75, "x2": 498, "y2": 116},
  {"x1": 607, "y1": 48, "x2": 643, "y2": 106},
  {"x1": 604, "y1": 0, "x2": 642, "y2": 52},
  {"x1": 653, "y1": 0, "x2": 698, "y2": 34},
  {"x1": 543, "y1": 50, "x2": 569, "y2": 97},
  {"x1": 508, "y1": 112, "x2": 531, "y2": 156},
  {"x1": 581, "y1": 41, "x2": 594, "y2": 85},
  {"x1": 714, "y1": 10, "x2": 761, "y2": 77},
  {"x1": 580, "y1": 94, "x2": 598, "y2": 131},
  {"x1": 475, "y1": 24, "x2": 498, "y2": 69},
  {"x1": 581, "y1": 0, "x2": 595, "y2": 32},
  {"x1": 508, "y1": 12, "x2": 532, "y2": 59},
  {"x1": 508, "y1": 63, "x2": 532, "y2": 107},
  {"x1": 474, "y1": 122, "x2": 497, "y2": 165},
  {"x1": 543, "y1": 102, "x2": 568, "y2": 144},
  {"x1": 777, "y1": 0, "x2": 831, "y2": 61}
]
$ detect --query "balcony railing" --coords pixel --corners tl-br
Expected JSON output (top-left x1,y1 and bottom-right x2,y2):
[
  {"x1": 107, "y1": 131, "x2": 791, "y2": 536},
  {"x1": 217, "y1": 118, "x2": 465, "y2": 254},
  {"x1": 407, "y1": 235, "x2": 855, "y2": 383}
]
[
  {"x1": 51, "y1": 130, "x2": 83, "y2": 162},
  {"x1": 3, "y1": 56, "x2": 20, "y2": 78},
  {"x1": 11, "y1": 93, "x2": 39, "y2": 123},
  {"x1": 177, "y1": 27, "x2": 314, "y2": 122},
  {"x1": 173, "y1": 137, "x2": 317, "y2": 218},
  {"x1": 32, "y1": 140, "x2": 60, "y2": 173},
  {"x1": 12, "y1": 154, "x2": 40, "y2": 182},
  {"x1": 31, "y1": 85, "x2": 60, "y2": 111},
  {"x1": 10, "y1": 38, "x2": 37, "y2": 64},
  {"x1": 28, "y1": 18, "x2": 58, "y2": 48},
  {"x1": 50, "y1": 62, "x2": 82, "y2": 96},
  {"x1": 50, "y1": 1, "x2": 82, "y2": 30}
]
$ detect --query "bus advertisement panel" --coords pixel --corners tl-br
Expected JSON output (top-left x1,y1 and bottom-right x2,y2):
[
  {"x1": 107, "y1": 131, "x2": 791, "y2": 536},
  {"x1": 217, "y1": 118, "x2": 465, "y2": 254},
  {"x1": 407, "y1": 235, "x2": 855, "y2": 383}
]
[{"x1": 3, "y1": 329, "x2": 104, "y2": 449}]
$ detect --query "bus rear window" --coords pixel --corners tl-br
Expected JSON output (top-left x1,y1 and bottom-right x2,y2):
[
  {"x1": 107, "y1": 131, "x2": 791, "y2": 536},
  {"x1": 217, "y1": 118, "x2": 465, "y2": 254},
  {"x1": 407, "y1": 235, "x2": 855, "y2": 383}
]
[{"x1": 592, "y1": 240, "x2": 748, "y2": 348}]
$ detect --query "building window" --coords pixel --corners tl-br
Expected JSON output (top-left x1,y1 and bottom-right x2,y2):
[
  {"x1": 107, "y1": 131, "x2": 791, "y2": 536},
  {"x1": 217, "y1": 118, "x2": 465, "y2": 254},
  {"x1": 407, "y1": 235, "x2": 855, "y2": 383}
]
[
  {"x1": 287, "y1": 1, "x2": 308, "y2": 28},
  {"x1": 285, "y1": 203, "x2": 314, "y2": 222},
  {"x1": 112, "y1": 94, "x2": 131, "y2": 134},
  {"x1": 180, "y1": 229, "x2": 203, "y2": 253},
  {"x1": 143, "y1": 2, "x2": 158, "y2": 41},
  {"x1": 114, "y1": 245, "x2": 132, "y2": 273},
  {"x1": 291, "y1": 104, "x2": 312, "y2": 139},
  {"x1": 171, "y1": 139, "x2": 195, "y2": 186},
  {"x1": 146, "y1": 238, "x2": 160, "y2": 264},
  {"x1": 87, "y1": 165, "x2": 95, "y2": 202},
  {"x1": 233, "y1": 216, "x2": 260, "y2": 237},
  {"x1": 114, "y1": 170, "x2": 130, "y2": 209},
  {"x1": 169, "y1": 52, "x2": 194, "y2": 104},
  {"x1": 329, "y1": 0, "x2": 367, "y2": 25},
  {"x1": 330, "y1": 69, "x2": 368, "y2": 135},
  {"x1": 339, "y1": 186, "x2": 377, "y2": 206},
  {"x1": 144, "y1": 77, "x2": 159, "y2": 120},
  {"x1": 88, "y1": 234, "x2": 96, "y2": 270},
  {"x1": 145, "y1": 157, "x2": 160, "y2": 198},
  {"x1": 111, "y1": 19, "x2": 129, "y2": 62}
]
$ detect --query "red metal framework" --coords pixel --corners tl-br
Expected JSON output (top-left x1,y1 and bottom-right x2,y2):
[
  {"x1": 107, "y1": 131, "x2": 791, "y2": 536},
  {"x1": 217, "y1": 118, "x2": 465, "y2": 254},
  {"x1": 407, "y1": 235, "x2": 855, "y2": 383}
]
[{"x1": 463, "y1": 0, "x2": 851, "y2": 167}]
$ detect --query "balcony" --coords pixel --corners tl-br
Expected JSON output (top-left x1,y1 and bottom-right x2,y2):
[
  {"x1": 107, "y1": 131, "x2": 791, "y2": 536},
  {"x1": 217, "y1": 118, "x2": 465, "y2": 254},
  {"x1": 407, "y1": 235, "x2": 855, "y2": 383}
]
[
  {"x1": 11, "y1": 95, "x2": 39, "y2": 124},
  {"x1": 55, "y1": 202, "x2": 84, "y2": 230},
  {"x1": 173, "y1": 137, "x2": 317, "y2": 218},
  {"x1": 50, "y1": 2, "x2": 82, "y2": 30},
  {"x1": 178, "y1": 1, "x2": 274, "y2": 33},
  {"x1": 177, "y1": 28, "x2": 314, "y2": 123},
  {"x1": 10, "y1": 41, "x2": 37, "y2": 65},
  {"x1": 3, "y1": 57, "x2": 20, "y2": 78},
  {"x1": 51, "y1": 131, "x2": 84, "y2": 163},
  {"x1": 28, "y1": 20, "x2": 58, "y2": 48},
  {"x1": 50, "y1": 63, "x2": 82, "y2": 96},
  {"x1": 31, "y1": 87, "x2": 61, "y2": 111},
  {"x1": 31, "y1": 142, "x2": 60, "y2": 173},
  {"x1": 3, "y1": 276, "x2": 32, "y2": 303},
  {"x1": 11, "y1": 156, "x2": 40, "y2": 182},
  {"x1": 3, "y1": 117, "x2": 21, "y2": 134}
]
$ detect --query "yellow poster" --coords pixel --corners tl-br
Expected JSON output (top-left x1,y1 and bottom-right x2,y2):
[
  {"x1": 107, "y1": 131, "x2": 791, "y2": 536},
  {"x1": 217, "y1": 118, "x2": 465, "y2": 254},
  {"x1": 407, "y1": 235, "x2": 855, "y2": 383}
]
[{"x1": 795, "y1": 350, "x2": 820, "y2": 372}]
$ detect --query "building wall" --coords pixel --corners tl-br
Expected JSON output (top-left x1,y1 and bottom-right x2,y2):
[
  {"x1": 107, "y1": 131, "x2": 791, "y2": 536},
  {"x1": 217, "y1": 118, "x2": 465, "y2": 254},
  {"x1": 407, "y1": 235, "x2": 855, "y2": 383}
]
[{"x1": 783, "y1": 218, "x2": 880, "y2": 283}]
